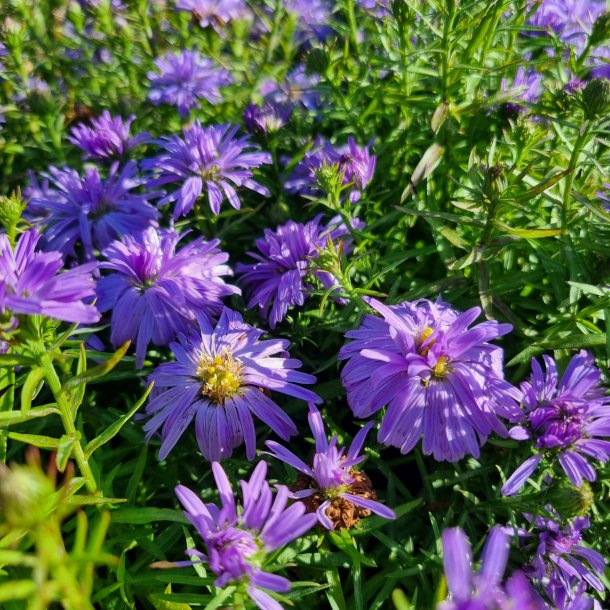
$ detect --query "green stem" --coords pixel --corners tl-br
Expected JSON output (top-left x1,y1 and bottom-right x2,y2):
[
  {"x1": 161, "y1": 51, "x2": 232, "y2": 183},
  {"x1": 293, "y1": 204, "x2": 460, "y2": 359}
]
[
  {"x1": 39, "y1": 350, "x2": 99, "y2": 494},
  {"x1": 561, "y1": 122, "x2": 591, "y2": 233}
]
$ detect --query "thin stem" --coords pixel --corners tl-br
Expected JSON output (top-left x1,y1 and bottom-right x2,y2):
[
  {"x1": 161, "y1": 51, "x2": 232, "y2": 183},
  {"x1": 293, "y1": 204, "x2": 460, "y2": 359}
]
[{"x1": 561, "y1": 122, "x2": 591, "y2": 233}]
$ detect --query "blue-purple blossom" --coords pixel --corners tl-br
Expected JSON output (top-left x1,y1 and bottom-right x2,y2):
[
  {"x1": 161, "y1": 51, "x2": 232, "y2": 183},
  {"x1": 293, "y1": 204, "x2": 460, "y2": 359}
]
[
  {"x1": 176, "y1": 460, "x2": 317, "y2": 610},
  {"x1": 243, "y1": 102, "x2": 292, "y2": 135},
  {"x1": 284, "y1": 0, "x2": 334, "y2": 44},
  {"x1": 29, "y1": 162, "x2": 159, "y2": 260},
  {"x1": 97, "y1": 227, "x2": 238, "y2": 367},
  {"x1": 236, "y1": 214, "x2": 362, "y2": 328},
  {"x1": 145, "y1": 308, "x2": 320, "y2": 461},
  {"x1": 438, "y1": 526, "x2": 546, "y2": 610},
  {"x1": 260, "y1": 66, "x2": 322, "y2": 111},
  {"x1": 528, "y1": 514, "x2": 605, "y2": 607},
  {"x1": 339, "y1": 298, "x2": 522, "y2": 462},
  {"x1": 266, "y1": 403, "x2": 395, "y2": 529},
  {"x1": 285, "y1": 136, "x2": 376, "y2": 203},
  {"x1": 0, "y1": 229, "x2": 99, "y2": 324},
  {"x1": 144, "y1": 122, "x2": 271, "y2": 218},
  {"x1": 67, "y1": 111, "x2": 150, "y2": 160},
  {"x1": 502, "y1": 351, "x2": 610, "y2": 496},
  {"x1": 501, "y1": 67, "x2": 543, "y2": 110},
  {"x1": 176, "y1": 0, "x2": 249, "y2": 30},
  {"x1": 147, "y1": 50, "x2": 232, "y2": 118}
]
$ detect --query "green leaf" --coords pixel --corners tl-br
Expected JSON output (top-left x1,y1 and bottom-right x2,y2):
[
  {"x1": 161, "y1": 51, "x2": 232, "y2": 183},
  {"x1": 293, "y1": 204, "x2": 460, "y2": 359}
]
[
  {"x1": 0, "y1": 580, "x2": 36, "y2": 602},
  {"x1": 63, "y1": 341, "x2": 131, "y2": 390},
  {"x1": 515, "y1": 168, "x2": 571, "y2": 202},
  {"x1": 20, "y1": 367, "x2": 44, "y2": 413},
  {"x1": 507, "y1": 333, "x2": 607, "y2": 366},
  {"x1": 391, "y1": 588, "x2": 412, "y2": 610},
  {"x1": 7, "y1": 432, "x2": 60, "y2": 449},
  {"x1": 111, "y1": 507, "x2": 188, "y2": 525},
  {"x1": 203, "y1": 586, "x2": 236, "y2": 610},
  {"x1": 56, "y1": 433, "x2": 79, "y2": 472},
  {"x1": 84, "y1": 382, "x2": 154, "y2": 458}
]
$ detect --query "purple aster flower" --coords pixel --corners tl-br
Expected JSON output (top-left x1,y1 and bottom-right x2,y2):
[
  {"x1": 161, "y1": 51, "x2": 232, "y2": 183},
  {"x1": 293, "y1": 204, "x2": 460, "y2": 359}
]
[
  {"x1": 236, "y1": 214, "x2": 363, "y2": 328},
  {"x1": 589, "y1": 46, "x2": 610, "y2": 79},
  {"x1": 284, "y1": 0, "x2": 334, "y2": 44},
  {"x1": 501, "y1": 67, "x2": 543, "y2": 112},
  {"x1": 596, "y1": 182, "x2": 610, "y2": 210},
  {"x1": 0, "y1": 229, "x2": 99, "y2": 324},
  {"x1": 29, "y1": 162, "x2": 159, "y2": 260},
  {"x1": 175, "y1": 460, "x2": 317, "y2": 610},
  {"x1": 501, "y1": 351, "x2": 610, "y2": 495},
  {"x1": 260, "y1": 66, "x2": 322, "y2": 111},
  {"x1": 358, "y1": 0, "x2": 391, "y2": 18},
  {"x1": 67, "y1": 111, "x2": 150, "y2": 160},
  {"x1": 527, "y1": 1, "x2": 605, "y2": 48},
  {"x1": 143, "y1": 122, "x2": 271, "y2": 218},
  {"x1": 176, "y1": 0, "x2": 250, "y2": 30},
  {"x1": 528, "y1": 514, "x2": 605, "y2": 606},
  {"x1": 97, "y1": 227, "x2": 238, "y2": 368},
  {"x1": 243, "y1": 102, "x2": 292, "y2": 135},
  {"x1": 285, "y1": 136, "x2": 376, "y2": 203},
  {"x1": 144, "y1": 308, "x2": 320, "y2": 461},
  {"x1": 14, "y1": 77, "x2": 50, "y2": 105},
  {"x1": 339, "y1": 298, "x2": 522, "y2": 462},
  {"x1": 439, "y1": 526, "x2": 547, "y2": 610},
  {"x1": 147, "y1": 50, "x2": 232, "y2": 118},
  {"x1": 266, "y1": 403, "x2": 395, "y2": 529}
]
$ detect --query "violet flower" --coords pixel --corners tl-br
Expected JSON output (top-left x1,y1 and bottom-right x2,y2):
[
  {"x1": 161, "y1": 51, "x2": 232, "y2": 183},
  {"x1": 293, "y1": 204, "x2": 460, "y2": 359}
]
[
  {"x1": 438, "y1": 526, "x2": 547, "y2": 609},
  {"x1": 176, "y1": 0, "x2": 249, "y2": 30},
  {"x1": 260, "y1": 66, "x2": 322, "y2": 111},
  {"x1": 502, "y1": 351, "x2": 610, "y2": 496},
  {"x1": 0, "y1": 229, "x2": 99, "y2": 324},
  {"x1": 339, "y1": 298, "x2": 522, "y2": 462},
  {"x1": 501, "y1": 67, "x2": 543, "y2": 111},
  {"x1": 284, "y1": 0, "x2": 334, "y2": 44},
  {"x1": 285, "y1": 136, "x2": 376, "y2": 203},
  {"x1": 29, "y1": 162, "x2": 159, "y2": 261},
  {"x1": 143, "y1": 122, "x2": 271, "y2": 218},
  {"x1": 236, "y1": 214, "x2": 362, "y2": 328},
  {"x1": 97, "y1": 227, "x2": 238, "y2": 367},
  {"x1": 266, "y1": 403, "x2": 395, "y2": 529},
  {"x1": 145, "y1": 308, "x2": 320, "y2": 461},
  {"x1": 528, "y1": 514, "x2": 605, "y2": 606},
  {"x1": 147, "y1": 50, "x2": 232, "y2": 118},
  {"x1": 67, "y1": 111, "x2": 150, "y2": 160},
  {"x1": 176, "y1": 461, "x2": 317, "y2": 610},
  {"x1": 243, "y1": 102, "x2": 292, "y2": 135}
]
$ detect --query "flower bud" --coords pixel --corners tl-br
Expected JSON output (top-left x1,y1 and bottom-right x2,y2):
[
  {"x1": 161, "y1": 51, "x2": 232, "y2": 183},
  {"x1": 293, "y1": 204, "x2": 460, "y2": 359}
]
[
  {"x1": 547, "y1": 481, "x2": 594, "y2": 519},
  {"x1": 582, "y1": 78, "x2": 610, "y2": 119},
  {"x1": 0, "y1": 190, "x2": 25, "y2": 230},
  {"x1": 306, "y1": 48, "x2": 330, "y2": 75},
  {"x1": 590, "y1": 12, "x2": 610, "y2": 47}
]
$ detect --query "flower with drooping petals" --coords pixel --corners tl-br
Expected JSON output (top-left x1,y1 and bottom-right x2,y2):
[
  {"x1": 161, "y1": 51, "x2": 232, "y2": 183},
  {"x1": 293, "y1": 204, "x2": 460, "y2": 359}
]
[
  {"x1": 67, "y1": 111, "x2": 150, "y2": 160},
  {"x1": 438, "y1": 526, "x2": 547, "y2": 609},
  {"x1": 176, "y1": 0, "x2": 249, "y2": 30},
  {"x1": 147, "y1": 50, "x2": 232, "y2": 118},
  {"x1": 266, "y1": 403, "x2": 395, "y2": 529},
  {"x1": 29, "y1": 162, "x2": 159, "y2": 261},
  {"x1": 236, "y1": 214, "x2": 363, "y2": 328},
  {"x1": 285, "y1": 136, "x2": 376, "y2": 203},
  {"x1": 97, "y1": 227, "x2": 238, "y2": 367},
  {"x1": 0, "y1": 229, "x2": 99, "y2": 324},
  {"x1": 339, "y1": 298, "x2": 522, "y2": 462},
  {"x1": 145, "y1": 308, "x2": 320, "y2": 460},
  {"x1": 144, "y1": 122, "x2": 271, "y2": 218},
  {"x1": 176, "y1": 460, "x2": 317, "y2": 610},
  {"x1": 501, "y1": 351, "x2": 610, "y2": 496},
  {"x1": 527, "y1": 514, "x2": 605, "y2": 607}
]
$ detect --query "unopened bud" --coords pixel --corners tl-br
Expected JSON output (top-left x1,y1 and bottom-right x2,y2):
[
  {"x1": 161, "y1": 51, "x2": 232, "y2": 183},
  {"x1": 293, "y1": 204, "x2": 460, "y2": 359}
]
[
  {"x1": 306, "y1": 48, "x2": 330, "y2": 75},
  {"x1": 0, "y1": 190, "x2": 25, "y2": 229},
  {"x1": 582, "y1": 78, "x2": 610, "y2": 119},
  {"x1": 547, "y1": 481, "x2": 594, "y2": 519},
  {"x1": 590, "y1": 12, "x2": 610, "y2": 47}
]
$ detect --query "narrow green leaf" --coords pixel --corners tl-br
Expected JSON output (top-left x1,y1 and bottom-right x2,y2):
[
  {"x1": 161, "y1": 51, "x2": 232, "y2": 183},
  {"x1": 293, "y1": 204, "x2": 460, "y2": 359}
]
[
  {"x1": 111, "y1": 507, "x2": 188, "y2": 525},
  {"x1": 56, "y1": 433, "x2": 79, "y2": 471},
  {"x1": 7, "y1": 432, "x2": 59, "y2": 449},
  {"x1": 63, "y1": 341, "x2": 131, "y2": 390},
  {"x1": 515, "y1": 168, "x2": 571, "y2": 202},
  {"x1": 0, "y1": 580, "x2": 36, "y2": 602},
  {"x1": 20, "y1": 367, "x2": 44, "y2": 413},
  {"x1": 85, "y1": 382, "x2": 154, "y2": 458}
]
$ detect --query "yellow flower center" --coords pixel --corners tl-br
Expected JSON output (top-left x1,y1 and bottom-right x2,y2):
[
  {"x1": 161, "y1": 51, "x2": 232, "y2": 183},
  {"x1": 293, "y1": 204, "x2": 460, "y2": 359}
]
[
  {"x1": 417, "y1": 326, "x2": 435, "y2": 355},
  {"x1": 431, "y1": 355, "x2": 449, "y2": 378},
  {"x1": 196, "y1": 351, "x2": 242, "y2": 403}
]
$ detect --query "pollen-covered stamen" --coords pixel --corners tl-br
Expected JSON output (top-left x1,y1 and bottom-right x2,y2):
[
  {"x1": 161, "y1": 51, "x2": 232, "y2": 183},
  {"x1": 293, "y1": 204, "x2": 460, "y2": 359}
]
[
  {"x1": 196, "y1": 351, "x2": 243, "y2": 402},
  {"x1": 417, "y1": 326, "x2": 435, "y2": 355},
  {"x1": 431, "y1": 355, "x2": 450, "y2": 379}
]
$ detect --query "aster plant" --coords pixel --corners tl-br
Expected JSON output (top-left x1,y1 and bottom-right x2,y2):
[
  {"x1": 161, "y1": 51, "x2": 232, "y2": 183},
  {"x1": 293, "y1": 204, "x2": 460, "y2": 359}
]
[
  {"x1": 97, "y1": 227, "x2": 237, "y2": 367},
  {"x1": 285, "y1": 136, "x2": 376, "y2": 203},
  {"x1": 0, "y1": 229, "x2": 99, "y2": 324},
  {"x1": 175, "y1": 0, "x2": 249, "y2": 30},
  {"x1": 67, "y1": 110, "x2": 149, "y2": 161},
  {"x1": 243, "y1": 102, "x2": 292, "y2": 136},
  {"x1": 236, "y1": 214, "x2": 362, "y2": 328},
  {"x1": 147, "y1": 50, "x2": 232, "y2": 118},
  {"x1": 144, "y1": 122, "x2": 271, "y2": 218},
  {"x1": 339, "y1": 297, "x2": 522, "y2": 462},
  {"x1": 266, "y1": 403, "x2": 395, "y2": 529},
  {"x1": 29, "y1": 162, "x2": 159, "y2": 260},
  {"x1": 502, "y1": 351, "x2": 610, "y2": 496},
  {"x1": 438, "y1": 526, "x2": 546, "y2": 609},
  {"x1": 176, "y1": 461, "x2": 317, "y2": 610},
  {"x1": 144, "y1": 308, "x2": 320, "y2": 461}
]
